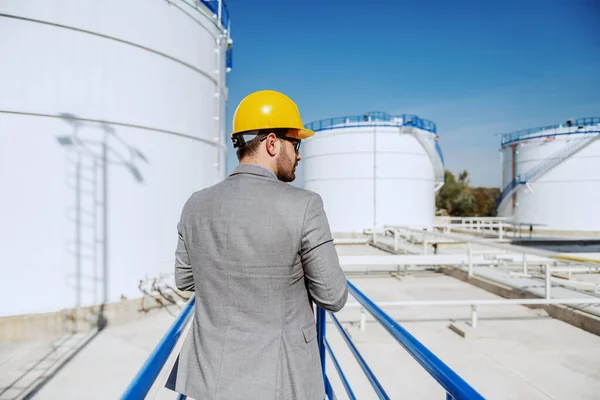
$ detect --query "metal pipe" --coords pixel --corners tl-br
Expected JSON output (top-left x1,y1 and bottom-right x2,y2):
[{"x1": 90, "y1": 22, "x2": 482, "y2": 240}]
[
  {"x1": 326, "y1": 376, "x2": 334, "y2": 400},
  {"x1": 373, "y1": 125, "x2": 377, "y2": 244},
  {"x1": 545, "y1": 264, "x2": 551, "y2": 300},
  {"x1": 385, "y1": 225, "x2": 600, "y2": 266},
  {"x1": 329, "y1": 312, "x2": 390, "y2": 400},
  {"x1": 471, "y1": 305, "x2": 478, "y2": 329},
  {"x1": 92, "y1": 159, "x2": 98, "y2": 305},
  {"x1": 75, "y1": 151, "x2": 82, "y2": 308},
  {"x1": 333, "y1": 238, "x2": 370, "y2": 245},
  {"x1": 339, "y1": 254, "x2": 550, "y2": 267},
  {"x1": 347, "y1": 281, "x2": 484, "y2": 400},
  {"x1": 343, "y1": 298, "x2": 600, "y2": 307},
  {"x1": 102, "y1": 140, "x2": 108, "y2": 304},
  {"x1": 553, "y1": 254, "x2": 600, "y2": 264},
  {"x1": 213, "y1": 34, "x2": 222, "y2": 171},
  {"x1": 360, "y1": 307, "x2": 366, "y2": 332},
  {"x1": 324, "y1": 339, "x2": 357, "y2": 400},
  {"x1": 467, "y1": 242, "x2": 473, "y2": 277}
]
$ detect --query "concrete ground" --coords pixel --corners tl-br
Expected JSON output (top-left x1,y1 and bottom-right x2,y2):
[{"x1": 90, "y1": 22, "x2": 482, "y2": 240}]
[
  {"x1": 0, "y1": 306, "x2": 182, "y2": 400},
  {"x1": 1, "y1": 244, "x2": 600, "y2": 399}
]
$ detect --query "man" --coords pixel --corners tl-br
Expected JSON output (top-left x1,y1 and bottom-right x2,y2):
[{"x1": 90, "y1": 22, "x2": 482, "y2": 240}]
[{"x1": 166, "y1": 90, "x2": 348, "y2": 400}]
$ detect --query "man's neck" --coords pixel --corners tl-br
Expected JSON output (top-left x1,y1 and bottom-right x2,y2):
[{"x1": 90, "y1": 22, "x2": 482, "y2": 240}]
[{"x1": 239, "y1": 161, "x2": 278, "y2": 179}]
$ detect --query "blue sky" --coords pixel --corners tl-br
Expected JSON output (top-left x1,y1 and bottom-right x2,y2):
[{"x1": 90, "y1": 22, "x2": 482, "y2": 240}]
[{"x1": 223, "y1": 0, "x2": 600, "y2": 188}]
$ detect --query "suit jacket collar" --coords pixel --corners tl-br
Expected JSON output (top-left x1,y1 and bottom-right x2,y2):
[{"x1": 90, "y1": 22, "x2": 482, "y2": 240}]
[{"x1": 230, "y1": 163, "x2": 278, "y2": 180}]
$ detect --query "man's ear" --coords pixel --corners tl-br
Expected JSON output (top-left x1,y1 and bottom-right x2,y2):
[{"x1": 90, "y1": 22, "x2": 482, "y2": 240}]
[{"x1": 265, "y1": 133, "x2": 279, "y2": 157}]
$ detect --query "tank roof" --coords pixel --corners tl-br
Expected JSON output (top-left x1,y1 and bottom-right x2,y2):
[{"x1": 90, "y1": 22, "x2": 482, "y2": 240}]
[
  {"x1": 304, "y1": 112, "x2": 437, "y2": 134},
  {"x1": 501, "y1": 117, "x2": 600, "y2": 146}
]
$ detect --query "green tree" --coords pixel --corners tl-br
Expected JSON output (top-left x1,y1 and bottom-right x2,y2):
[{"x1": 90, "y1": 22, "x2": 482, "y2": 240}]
[
  {"x1": 452, "y1": 191, "x2": 477, "y2": 216},
  {"x1": 458, "y1": 170, "x2": 470, "y2": 186},
  {"x1": 435, "y1": 170, "x2": 500, "y2": 217},
  {"x1": 436, "y1": 170, "x2": 462, "y2": 214}
]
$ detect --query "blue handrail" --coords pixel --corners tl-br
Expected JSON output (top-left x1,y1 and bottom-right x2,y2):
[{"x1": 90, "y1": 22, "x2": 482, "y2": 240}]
[
  {"x1": 496, "y1": 178, "x2": 518, "y2": 208},
  {"x1": 195, "y1": 0, "x2": 232, "y2": 72},
  {"x1": 226, "y1": 47, "x2": 233, "y2": 70},
  {"x1": 305, "y1": 112, "x2": 438, "y2": 134},
  {"x1": 501, "y1": 117, "x2": 600, "y2": 146},
  {"x1": 220, "y1": 1, "x2": 230, "y2": 30},
  {"x1": 324, "y1": 338, "x2": 357, "y2": 400},
  {"x1": 124, "y1": 281, "x2": 483, "y2": 399},
  {"x1": 435, "y1": 141, "x2": 445, "y2": 167},
  {"x1": 120, "y1": 296, "x2": 195, "y2": 400},
  {"x1": 321, "y1": 281, "x2": 485, "y2": 400},
  {"x1": 329, "y1": 312, "x2": 390, "y2": 399},
  {"x1": 198, "y1": 0, "x2": 230, "y2": 30}
]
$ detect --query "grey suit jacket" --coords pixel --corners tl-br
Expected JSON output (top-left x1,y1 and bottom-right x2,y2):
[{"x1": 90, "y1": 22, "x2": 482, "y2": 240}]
[{"x1": 166, "y1": 164, "x2": 348, "y2": 400}]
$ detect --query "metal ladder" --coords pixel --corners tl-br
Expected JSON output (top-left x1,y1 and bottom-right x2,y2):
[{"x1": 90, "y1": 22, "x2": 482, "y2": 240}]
[{"x1": 497, "y1": 131, "x2": 600, "y2": 210}]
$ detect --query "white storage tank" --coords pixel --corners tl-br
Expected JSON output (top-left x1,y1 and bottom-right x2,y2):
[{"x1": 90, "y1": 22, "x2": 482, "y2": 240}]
[
  {"x1": 497, "y1": 117, "x2": 600, "y2": 232},
  {"x1": 302, "y1": 112, "x2": 444, "y2": 234},
  {"x1": 0, "y1": 0, "x2": 232, "y2": 316}
]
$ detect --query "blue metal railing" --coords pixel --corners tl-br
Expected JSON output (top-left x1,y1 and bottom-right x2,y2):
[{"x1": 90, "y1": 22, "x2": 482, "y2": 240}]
[
  {"x1": 195, "y1": 0, "x2": 232, "y2": 72},
  {"x1": 496, "y1": 178, "x2": 519, "y2": 209},
  {"x1": 305, "y1": 112, "x2": 438, "y2": 134},
  {"x1": 317, "y1": 281, "x2": 484, "y2": 400},
  {"x1": 199, "y1": 0, "x2": 218, "y2": 16},
  {"x1": 121, "y1": 296, "x2": 195, "y2": 399},
  {"x1": 324, "y1": 338, "x2": 356, "y2": 399},
  {"x1": 226, "y1": 47, "x2": 233, "y2": 70},
  {"x1": 435, "y1": 141, "x2": 445, "y2": 166},
  {"x1": 198, "y1": 0, "x2": 230, "y2": 30},
  {"x1": 327, "y1": 312, "x2": 389, "y2": 399},
  {"x1": 123, "y1": 281, "x2": 483, "y2": 399},
  {"x1": 500, "y1": 117, "x2": 600, "y2": 146},
  {"x1": 220, "y1": 1, "x2": 230, "y2": 30}
]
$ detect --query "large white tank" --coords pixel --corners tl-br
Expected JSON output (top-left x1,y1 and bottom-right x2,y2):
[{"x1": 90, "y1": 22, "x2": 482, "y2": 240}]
[
  {"x1": 0, "y1": 0, "x2": 232, "y2": 316},
  {"x1": 497, "y1": 117, "x2": 600, "y2": 231},
  {"x1": 302, "y1": 112, "x2": 444, "y2": 234}
]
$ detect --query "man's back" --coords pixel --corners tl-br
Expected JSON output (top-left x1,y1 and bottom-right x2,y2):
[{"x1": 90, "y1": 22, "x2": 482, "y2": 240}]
[{"x1": 167, "y1": 164, "x2": 348, "y2": 400}]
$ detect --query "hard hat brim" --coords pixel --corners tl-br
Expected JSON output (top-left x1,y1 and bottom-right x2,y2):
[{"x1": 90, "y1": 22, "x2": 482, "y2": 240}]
[
  {"x1": 288, "y1": 128, "x2": 315, "y2": 140},
  {"x1": 231, "y1": 127, "x2": 315, "y2": 140}
]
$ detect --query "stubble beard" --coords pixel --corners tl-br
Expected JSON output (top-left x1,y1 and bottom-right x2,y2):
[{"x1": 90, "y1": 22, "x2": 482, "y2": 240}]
[{"x1": 276, "y1": 147, "x2": 297, "y2": 183}]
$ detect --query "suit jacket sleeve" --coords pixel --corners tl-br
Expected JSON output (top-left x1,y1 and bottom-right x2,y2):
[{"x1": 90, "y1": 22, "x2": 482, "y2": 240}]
[
  {"x1": 301, "y1": 193, "x2": 348, "y2": 312},
  {"x1": 174, "y1": 220, "x2": 195, "y2": 292}
]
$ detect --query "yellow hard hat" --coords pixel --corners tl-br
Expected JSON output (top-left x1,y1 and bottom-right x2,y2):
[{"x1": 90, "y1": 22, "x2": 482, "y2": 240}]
[{"x1": 231, "y1": 90, "x2": 314, "y2": 140}]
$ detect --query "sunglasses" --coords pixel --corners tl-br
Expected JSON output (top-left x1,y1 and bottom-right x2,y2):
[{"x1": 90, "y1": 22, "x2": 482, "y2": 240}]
[{"x1": 260, "y1": 135, "x2": 301, "y2": 154}]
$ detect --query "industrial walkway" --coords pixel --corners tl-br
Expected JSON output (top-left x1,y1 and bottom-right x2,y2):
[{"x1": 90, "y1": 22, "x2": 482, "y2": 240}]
[{"x1": 3, "y1": 244, "x2": 600, "y2": 399}]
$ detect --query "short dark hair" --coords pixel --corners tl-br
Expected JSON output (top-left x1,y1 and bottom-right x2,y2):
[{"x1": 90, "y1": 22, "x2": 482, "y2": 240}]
[
  {"x1": 236, "y1": 133, "x2": 267, "y2": 161},
  {"x1": 235, "y1": 128, "x2": 289, "y2": 161}
]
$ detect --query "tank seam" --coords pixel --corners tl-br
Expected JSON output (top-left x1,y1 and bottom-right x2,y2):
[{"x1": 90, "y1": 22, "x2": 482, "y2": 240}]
[{"x1": 0, "y1": 12, "x2": 218, "y2": 84}]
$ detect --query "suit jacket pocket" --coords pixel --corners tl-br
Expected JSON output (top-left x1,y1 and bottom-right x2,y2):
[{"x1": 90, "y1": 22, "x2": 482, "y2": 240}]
[{"x1": 302, "y1": 322, "x2": 317, "y2": 343}]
